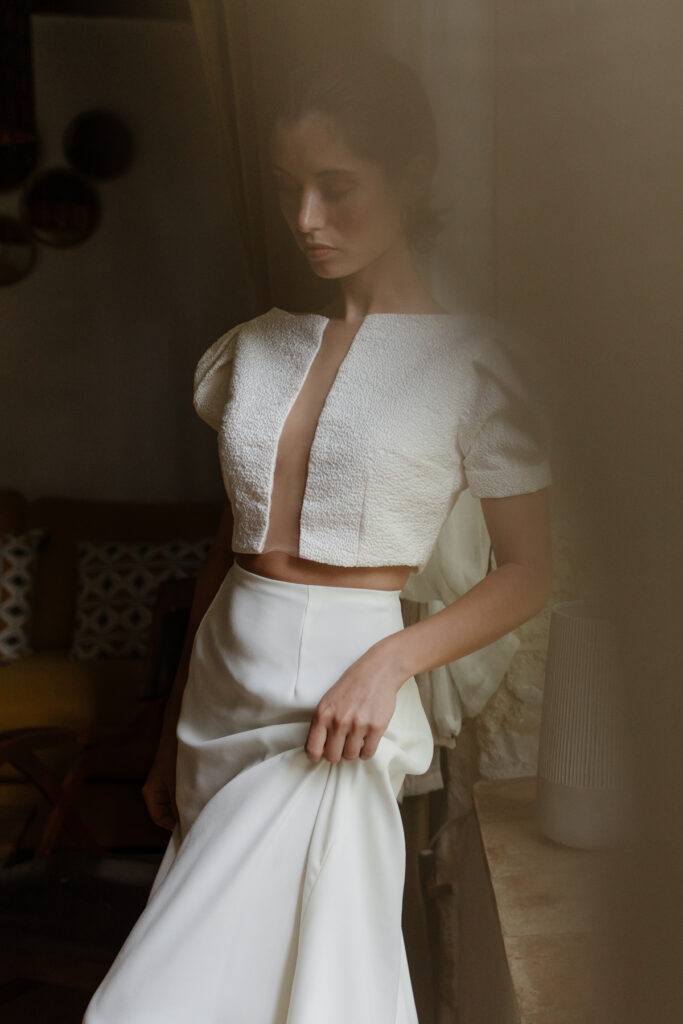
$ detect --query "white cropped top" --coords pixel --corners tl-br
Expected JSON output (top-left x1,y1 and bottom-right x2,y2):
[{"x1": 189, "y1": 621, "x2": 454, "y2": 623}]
[{"x1": 192, "y1": 307, "x2": 552, "y2": 576}]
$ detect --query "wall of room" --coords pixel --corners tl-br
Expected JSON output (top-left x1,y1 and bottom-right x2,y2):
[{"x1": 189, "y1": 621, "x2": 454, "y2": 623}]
[{"x1": 1, "y1": 13, "x2": 255, "y2": 504}]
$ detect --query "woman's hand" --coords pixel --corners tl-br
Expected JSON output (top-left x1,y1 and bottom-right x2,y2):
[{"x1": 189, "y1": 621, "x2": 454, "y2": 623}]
[
  {"x1": 305, "y1": 639, "x2": 405, "y2": 764},
  {"x1": 141, "y1": 738, "x2": 179, "y2": 832}
]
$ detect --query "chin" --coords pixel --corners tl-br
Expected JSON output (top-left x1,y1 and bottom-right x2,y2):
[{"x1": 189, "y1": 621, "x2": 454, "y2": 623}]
[
  {"x1": 310, "y1": 264, "x2": 344, "y2": 279},
  {"x1": 311, "y1": 254, "x2": 376, "y2": 281},
  {"x1": 306, "y1": 258, "x2": 347, "y2": 279}
]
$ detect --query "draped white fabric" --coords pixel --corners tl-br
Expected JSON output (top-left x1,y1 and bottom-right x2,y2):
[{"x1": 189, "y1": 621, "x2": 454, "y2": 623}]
[
  {"x1": 83, "y1": 561, "x2": 434, "y2": 1024},
  {"x1": 368, "y1": 0, "x2": 496, "y2": 314}
]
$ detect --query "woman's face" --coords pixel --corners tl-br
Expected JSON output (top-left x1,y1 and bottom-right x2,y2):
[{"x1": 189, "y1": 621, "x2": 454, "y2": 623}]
[{"x1": 269, "y1": 110, "x2": 410, "y2": 278}]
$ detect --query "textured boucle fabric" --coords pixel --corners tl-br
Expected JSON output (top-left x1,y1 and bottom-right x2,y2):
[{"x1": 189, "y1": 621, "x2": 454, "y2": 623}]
[{"x1": 193, "y1": 307, "x2": 552, "y2": 576}]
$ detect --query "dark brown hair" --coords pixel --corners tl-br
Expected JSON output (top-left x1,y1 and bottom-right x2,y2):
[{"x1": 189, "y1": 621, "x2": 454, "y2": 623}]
[{"x1": 265, "y1": 47, "x2": 445, "y2": 254}]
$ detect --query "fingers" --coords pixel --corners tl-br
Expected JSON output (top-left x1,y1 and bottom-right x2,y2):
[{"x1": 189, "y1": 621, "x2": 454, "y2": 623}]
[
  {"x1": 304, "y1": 715, "x2": 328, "y2": 763},
  {"x1": 143, "y1": 798, "x2": 176, "y2": 832},
  {"x1": 322, "y1": 713, "x2": 361, "y2": 762},
  {"x1": 157, "y1": 792, "x2": 179, "y2": 831},
  {"x1": 155, "y1": 809, "x2": 177, "y2": 832},
  {"x1": 153, "y1": 799, "x2": 178, "y2": 831},
  {"x1": 141, "y1": 781, "x2": 178, "y2": 832},
  {"x1": 305, "y1": 706, "x2": 381, "y2": 764},
  {"x1": 358, "y1": 728, "x2": 380, "y2": 760},
  {"x1": 341, "y1": 722, "x2": 367, "y2": 760}
]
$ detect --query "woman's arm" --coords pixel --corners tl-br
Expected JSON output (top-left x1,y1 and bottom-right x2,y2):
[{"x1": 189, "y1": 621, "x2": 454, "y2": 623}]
[
  {"x1": 384, "y1": 487, "x2": 553, "y2": 683},
  {"x1": 156, "y1": 499, "x2": 235, "y2": 750},
  {"x1": 305, "y1": 488, "x2": 553, "y2": 764}
]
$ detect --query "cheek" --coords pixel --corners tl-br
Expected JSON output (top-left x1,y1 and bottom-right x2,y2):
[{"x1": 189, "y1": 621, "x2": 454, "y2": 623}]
[
  {"x1": 335, "y1": 192, "x2": 400, "y2": 246},
  {"x1": 278, "y1": 196, "x2": 301, "y2": 228}
]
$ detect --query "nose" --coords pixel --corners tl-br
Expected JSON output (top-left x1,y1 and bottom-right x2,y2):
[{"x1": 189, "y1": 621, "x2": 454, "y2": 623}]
[{"x1": 297, "y1": 188, "x2": 325, "y2": 233}]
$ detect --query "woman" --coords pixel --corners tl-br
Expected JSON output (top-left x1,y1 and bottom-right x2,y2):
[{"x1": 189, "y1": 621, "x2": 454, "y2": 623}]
[{"x1": 83, "y1": 49, "x2": 552, "y2": 1024}]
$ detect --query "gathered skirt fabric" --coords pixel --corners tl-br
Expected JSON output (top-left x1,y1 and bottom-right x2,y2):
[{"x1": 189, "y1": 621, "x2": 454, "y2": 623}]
[{"x1": 83, "y1": 560, "x2": 435, "y2": 1024}]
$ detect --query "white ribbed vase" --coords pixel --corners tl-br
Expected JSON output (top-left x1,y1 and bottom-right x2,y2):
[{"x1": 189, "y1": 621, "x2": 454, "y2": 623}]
[{"x1": 536, "y1": 600, "x2": 636, "y2": 849}]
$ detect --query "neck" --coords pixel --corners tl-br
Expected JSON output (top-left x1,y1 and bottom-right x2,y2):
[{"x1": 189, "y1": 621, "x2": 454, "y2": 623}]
[{"x1": 321, "y1": 238, "x2": 447, "y2": 323}]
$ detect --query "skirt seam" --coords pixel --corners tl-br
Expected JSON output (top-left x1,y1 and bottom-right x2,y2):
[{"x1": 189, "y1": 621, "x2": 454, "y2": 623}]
[{"x1": 292, "y1": 583, "x2": 310, "y2": 698}]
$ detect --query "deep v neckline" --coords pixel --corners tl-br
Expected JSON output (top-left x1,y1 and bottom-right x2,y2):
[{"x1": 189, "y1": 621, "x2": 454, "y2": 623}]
[
  {"x1": 273, "y1": 307, "x2": 371, "y2": 427},
  {"x1": 260, "y1": 309, "x2": 370, "y2": 557},
  {"x1": 273, "y1": 307, "x2": 367, "y2": 349}
]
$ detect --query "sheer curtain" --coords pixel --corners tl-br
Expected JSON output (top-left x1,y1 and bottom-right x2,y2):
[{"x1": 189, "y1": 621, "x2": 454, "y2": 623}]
[{"x1": 367, "y1": 0, "x2": 497, "y2": 315}]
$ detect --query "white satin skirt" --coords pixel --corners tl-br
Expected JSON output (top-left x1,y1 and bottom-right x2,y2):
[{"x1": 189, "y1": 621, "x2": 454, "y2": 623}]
[{"x1": 82, "y1": 559, "x2": 434, "y2": 1024}]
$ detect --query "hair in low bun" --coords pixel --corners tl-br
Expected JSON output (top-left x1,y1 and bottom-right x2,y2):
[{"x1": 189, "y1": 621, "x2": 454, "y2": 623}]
[{"x1": 266, "y1": 47, "x2": 446, "y2": 255}]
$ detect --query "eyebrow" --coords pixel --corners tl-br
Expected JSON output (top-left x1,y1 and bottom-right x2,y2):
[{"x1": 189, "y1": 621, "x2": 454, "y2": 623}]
[{"x1": 271, "y1": 166, "x2": 357, "y2": 178}]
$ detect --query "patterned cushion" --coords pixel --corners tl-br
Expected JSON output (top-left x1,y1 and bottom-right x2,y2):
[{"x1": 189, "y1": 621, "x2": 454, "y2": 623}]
[
  {"x1": 0, "y1": 529, "x2": 48, "y2": 665},
  {"x1": 70, "y1": 538, "x2": 212, "y2": 660}
]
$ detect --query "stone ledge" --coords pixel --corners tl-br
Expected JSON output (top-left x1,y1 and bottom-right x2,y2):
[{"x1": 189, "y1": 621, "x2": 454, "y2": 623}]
[{"x1": 472, "y1": 776, "x2": 620, "y2": 1023}]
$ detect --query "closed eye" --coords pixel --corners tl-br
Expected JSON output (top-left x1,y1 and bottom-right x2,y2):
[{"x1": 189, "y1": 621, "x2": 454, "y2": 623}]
[{"x1": 323, "y1": 186, "x2": 353, "y2": 200}]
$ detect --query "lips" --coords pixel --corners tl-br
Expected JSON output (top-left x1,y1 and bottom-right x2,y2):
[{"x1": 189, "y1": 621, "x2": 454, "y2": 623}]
[{"x1": 304, "y1": 245, "x2": 336, "y2": 262}]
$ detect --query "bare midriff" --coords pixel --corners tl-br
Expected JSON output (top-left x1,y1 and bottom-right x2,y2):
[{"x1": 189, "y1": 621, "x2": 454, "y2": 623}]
[
  {"x1": 233, "y1": 552, "x2": 417, "y2": 591},
  {"x1": 233, "y1": 313, "x2": 418, "y2": 592}
]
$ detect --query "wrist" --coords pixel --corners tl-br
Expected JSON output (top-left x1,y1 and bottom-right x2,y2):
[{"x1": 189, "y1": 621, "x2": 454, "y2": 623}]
[{"x1": 370, "y1": 633, "x2": 412, "y2": 694}]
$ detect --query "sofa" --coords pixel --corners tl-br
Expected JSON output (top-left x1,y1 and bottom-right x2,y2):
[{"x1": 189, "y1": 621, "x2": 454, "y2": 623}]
[{"x1": 0, "y1": 488, "x2": 223, "y2": 852}]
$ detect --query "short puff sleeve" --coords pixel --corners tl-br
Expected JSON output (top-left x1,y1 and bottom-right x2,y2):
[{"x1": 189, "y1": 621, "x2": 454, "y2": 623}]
[
  {"x1": 458, "y1": 333, "x2": 553, "y2": 498},
  {"x1": 192, "y1": 323, "x2": 242, "y2": 431}
]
